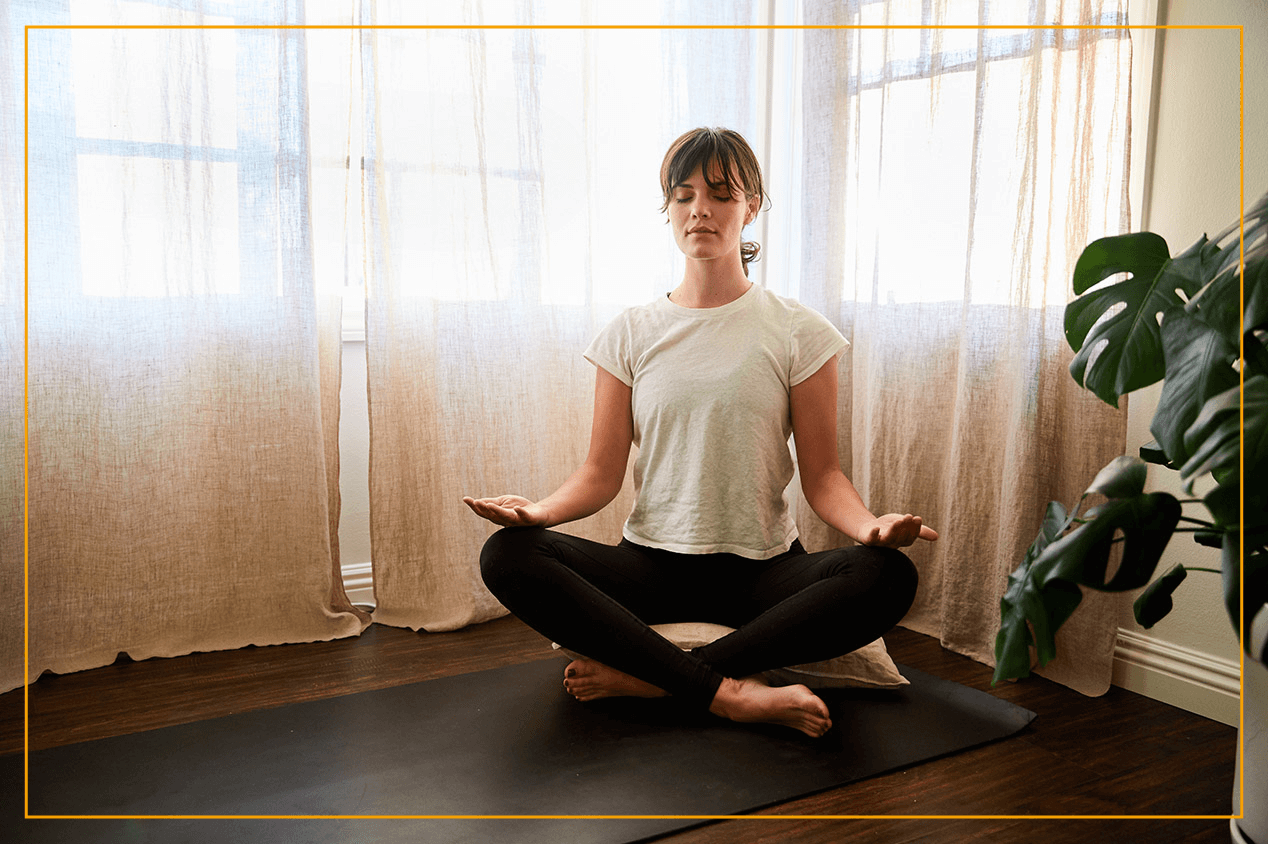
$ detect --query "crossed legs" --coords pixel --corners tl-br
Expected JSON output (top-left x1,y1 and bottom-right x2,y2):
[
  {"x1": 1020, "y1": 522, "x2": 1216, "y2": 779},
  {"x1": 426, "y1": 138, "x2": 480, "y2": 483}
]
[{"x1": 479, "y1": 527, "x2": 918, "y2": 737}]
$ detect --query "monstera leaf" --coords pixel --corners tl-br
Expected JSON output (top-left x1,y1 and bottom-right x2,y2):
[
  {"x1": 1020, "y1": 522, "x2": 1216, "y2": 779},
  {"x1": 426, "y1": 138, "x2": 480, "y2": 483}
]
[
  {"x1": 1134, "y1": 563, "x2": 1188, "y2": 629},
  {"x1": 1149, "y1": 307, "x2": 1241, "y2": 468},
  {"x1": 1180, "y1": 374, "x2": 1268, "y2": 489},
  {"x1": 993, "y1": 460, "x2": 1181, "y2": 684},
  {"x1": 1191, "y1": 245, "x2": 1266, "y2": 349},
  {"x1": 1066, "y1": 233, "x2": 1219, "y2": 407},
  {"x1": 994, "y1": 501, "x2": 1072, "y2": 683},
  {"x1": 1225, "y1": 534, "x2": 1268, "y2": 654},
  {"x1": 1085, "y1": 454, "x2": 1148, "y2": 498}
]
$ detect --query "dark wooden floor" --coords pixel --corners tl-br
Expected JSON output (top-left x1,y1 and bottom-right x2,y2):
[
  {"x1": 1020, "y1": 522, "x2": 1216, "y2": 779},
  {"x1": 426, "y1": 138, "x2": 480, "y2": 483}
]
[{"x1": 0, "y1": 616, "x2": 1239, "y2": 843}]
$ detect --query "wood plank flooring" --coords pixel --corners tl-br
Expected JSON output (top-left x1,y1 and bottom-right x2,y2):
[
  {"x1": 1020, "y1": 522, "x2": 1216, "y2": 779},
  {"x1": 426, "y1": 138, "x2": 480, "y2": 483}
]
[{"x1": 0, "y1": 616, "x2": 1240, "y2": 843}]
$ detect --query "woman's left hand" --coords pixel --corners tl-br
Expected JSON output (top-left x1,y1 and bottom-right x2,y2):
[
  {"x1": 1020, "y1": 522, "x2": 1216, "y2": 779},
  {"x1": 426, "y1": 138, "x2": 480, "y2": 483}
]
[{"x1": 859, "y1": 514, "x2": 938, "y2": 548}]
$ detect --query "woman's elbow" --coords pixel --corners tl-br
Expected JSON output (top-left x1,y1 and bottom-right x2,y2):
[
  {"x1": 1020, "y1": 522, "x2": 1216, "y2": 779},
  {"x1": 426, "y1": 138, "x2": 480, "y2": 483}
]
[
  {"x1": 797, "y1": 465, "x2": 840, "y2": 507},
  {"x1": 585, "y1": 459, "x2": 626, "y2": 505}
]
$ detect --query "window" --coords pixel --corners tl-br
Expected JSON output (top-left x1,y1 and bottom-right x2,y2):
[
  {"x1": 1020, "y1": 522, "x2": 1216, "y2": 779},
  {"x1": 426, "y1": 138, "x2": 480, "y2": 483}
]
[
  {"x1": 304, "y1": 17, "x2": 764, "y2": 313},
  {"x1": 52, "y1": 0, "x2": 311, "y2": 300},
  {"x1": 830, "y1": 1, "x2": 1133, "y2": 308}
]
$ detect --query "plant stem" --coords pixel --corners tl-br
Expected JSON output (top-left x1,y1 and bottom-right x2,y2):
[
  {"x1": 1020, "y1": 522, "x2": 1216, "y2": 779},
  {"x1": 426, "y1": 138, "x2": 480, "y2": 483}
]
[
  {"x1": 1177, "y1": 516, "x2": 1216, "y2": 528},
  {"x1": 1070, "y1": 515, "x2": 1214, "y2": 527}
]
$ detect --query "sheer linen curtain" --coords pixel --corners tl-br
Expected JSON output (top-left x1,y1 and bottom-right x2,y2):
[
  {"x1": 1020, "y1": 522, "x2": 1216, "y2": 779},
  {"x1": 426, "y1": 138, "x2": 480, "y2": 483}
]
[
  {"x1": 332, "y1": 1, "x2": 770, "y2": 631},
  {"x1": 0, "y1": 2, "x2": 24, "y2": 696},
  {"x1": 1, "y1": 0, "x2": 368, "y2": 694},
  {"x1": 787, "y1": 2, "x2": 1134, "y2": 694}
]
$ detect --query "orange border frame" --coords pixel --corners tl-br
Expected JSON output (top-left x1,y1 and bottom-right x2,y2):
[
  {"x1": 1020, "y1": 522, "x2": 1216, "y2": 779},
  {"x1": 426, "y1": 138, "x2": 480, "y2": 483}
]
[{"x1": 22, "y1": 19, "x2": 1247, "y2": 821}]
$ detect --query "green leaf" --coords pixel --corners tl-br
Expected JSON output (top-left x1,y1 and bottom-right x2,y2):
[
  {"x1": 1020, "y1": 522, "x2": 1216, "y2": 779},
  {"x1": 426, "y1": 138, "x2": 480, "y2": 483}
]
[
  {"x1": 1204, "y1": 481, "x2": 1240, "y2": 530},
  {"x1": 1244, "y1": 256, "x2": 1268, "y2": 339},
  {"x1": 1180, "y1": 375, "x2": 1268, "y2": 488},
  {"x1": 1191, "y1": 260, "x2": 1250, "y2": 349},
  {"x1": 1033, "y1": 581, "x2": 1086, "y2": 664},
  {"x1": 1066, "y1": 232, "x2": 1180, "y2": 407},
  {"x1": 1223, "y1": 536, "x2": 1268, "y2": 655},
  {"x1": 992, "y1": 493, "x2": 1181, "y2": 685},
  {"x1": 993, "y1": 501, "x2": 1069, "y2": 684},
  {"x1": 1034, "y1": 493, "x2": 1182, "y2": 594},
  {"x1": 1167, "y1": 233, "x2": 1225, "y2": 288},
  {"x1": 1148, "y1": 308, "x2": 1240, "y2": 467},
  {"x1": 1134, "y1": 564, "x2": 1188, "y2": 628},
  {"x1": 1243, "y1": 258, "x2": 1268, "y2": 378},
  {"x1": 1070, "y1": 232, "x2": 1171, "y2": 297},
  {"x1": 1035, "y1": 501, "x2": 1073, "y2": 557},
  {"x1": 1204, "y1": 475, "x2": 1268, "y2": 539},
  {"x1": 1194, "y1": 529, "x2": 1224, "y2": 549},
  {"x1": 993, "y1": 567, "x2": 1053, "y2": 685},
  {"x1": 1138, "y1": 439, "x2": 1174, "y2": 468},
  {"x1": 1084, "y1": 455, "x2": 1147, "y2": 499},
  {"x1": 1200, "y1": 190, "x2": 1268, "y2": 293},
  {"x1": 1189, "y1": 198, "x2": 1268, "y2": 369},
  {"x1": 1213, "y1": 191, "x2": 1268, "y2": 284}
]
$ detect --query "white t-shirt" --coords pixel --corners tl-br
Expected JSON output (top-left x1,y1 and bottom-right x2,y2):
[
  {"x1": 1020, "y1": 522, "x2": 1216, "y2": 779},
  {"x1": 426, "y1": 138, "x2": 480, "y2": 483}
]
[{"x1": 583, "y1": 283, "x2": 849, "y2": 559}]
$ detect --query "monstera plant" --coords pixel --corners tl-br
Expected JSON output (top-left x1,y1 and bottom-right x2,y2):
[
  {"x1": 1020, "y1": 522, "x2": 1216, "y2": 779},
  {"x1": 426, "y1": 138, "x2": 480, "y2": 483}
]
[{"x1": 994, "y1": 189, "x2": 1268, "y2": 686}]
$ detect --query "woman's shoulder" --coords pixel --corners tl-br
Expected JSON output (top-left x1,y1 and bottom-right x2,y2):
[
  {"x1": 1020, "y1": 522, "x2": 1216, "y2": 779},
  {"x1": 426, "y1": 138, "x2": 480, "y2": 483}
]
[
  {"x1": 753, "y1": 285, "x2": 802, "y2": 313},
  {"x1": 751, "y1": 286, "x2": 836, "y2": 330},
  {"x1": 603, "y1": 294, "x2": 676, "y2": 330},
  {"x1": 590, "y1": 295, "x2": 672, "y2": 349}
]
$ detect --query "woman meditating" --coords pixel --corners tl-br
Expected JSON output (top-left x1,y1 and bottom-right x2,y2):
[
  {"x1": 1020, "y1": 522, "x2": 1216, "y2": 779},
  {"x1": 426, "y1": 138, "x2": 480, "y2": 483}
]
[{"x1": 464, "y1": 127, "x2": 936, "y2": 738}]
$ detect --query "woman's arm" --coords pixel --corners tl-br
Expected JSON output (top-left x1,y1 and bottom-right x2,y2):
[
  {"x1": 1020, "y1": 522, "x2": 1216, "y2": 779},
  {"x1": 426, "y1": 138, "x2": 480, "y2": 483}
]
[
  {"x1": 463, "y1": 366, "x2": 634, "y2": 528},
  {"x1": 790, "y1": 356, "x2": 938, "y2": 548}
]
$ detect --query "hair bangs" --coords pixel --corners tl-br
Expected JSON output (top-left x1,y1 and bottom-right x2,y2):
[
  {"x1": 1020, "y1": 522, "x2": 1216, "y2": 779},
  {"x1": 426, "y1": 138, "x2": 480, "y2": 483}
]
[{"x1": 660, "y1": 129, "x2": 755, "y2": 212}]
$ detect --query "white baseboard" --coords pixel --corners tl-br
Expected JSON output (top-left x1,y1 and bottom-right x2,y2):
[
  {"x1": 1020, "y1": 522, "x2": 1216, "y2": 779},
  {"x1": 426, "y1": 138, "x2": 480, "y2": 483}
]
[
  {"x1": 1112, "y1": 628, "x2": 1241, "y2": 727},
  {"x1": 341, "y1": 561, "x2": 375, "y2": 609}
]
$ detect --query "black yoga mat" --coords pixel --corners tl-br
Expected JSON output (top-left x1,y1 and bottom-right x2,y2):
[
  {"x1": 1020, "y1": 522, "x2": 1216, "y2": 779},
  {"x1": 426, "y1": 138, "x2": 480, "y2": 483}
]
[{"x1": 2, "y1": 656, "x2": 1035, "y2": 844}]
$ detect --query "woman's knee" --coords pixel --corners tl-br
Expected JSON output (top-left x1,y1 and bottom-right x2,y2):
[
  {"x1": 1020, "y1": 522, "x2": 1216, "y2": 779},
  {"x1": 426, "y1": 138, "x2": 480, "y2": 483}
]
[
  {"x1": 478, "y1": 526, "x2": 551, "y2": 591},
  {"x1": 871, "y1": 546, "x2": 919, "y2": 614}
]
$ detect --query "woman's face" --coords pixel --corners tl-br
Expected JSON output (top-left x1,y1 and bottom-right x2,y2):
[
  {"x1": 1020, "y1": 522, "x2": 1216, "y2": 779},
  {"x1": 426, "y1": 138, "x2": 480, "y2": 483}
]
[{"x1": 667, "y1": 162, "x2": 760, "y2": 265}]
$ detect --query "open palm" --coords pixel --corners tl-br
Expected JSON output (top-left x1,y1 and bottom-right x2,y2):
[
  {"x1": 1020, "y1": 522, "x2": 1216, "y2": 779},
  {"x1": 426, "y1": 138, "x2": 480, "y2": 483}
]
[
  {"x1": 860, "y1": 513, "x2": 938, "y2": 548},
  {"x1": 462, "y1": 495, "x2": 549, "y2": 528}
]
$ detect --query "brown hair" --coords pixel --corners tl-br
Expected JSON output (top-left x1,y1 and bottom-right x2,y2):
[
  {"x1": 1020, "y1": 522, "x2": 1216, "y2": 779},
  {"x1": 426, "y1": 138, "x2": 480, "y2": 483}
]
[{"x1": 659, "y1": 128, "x2": 769, "y2": 275}]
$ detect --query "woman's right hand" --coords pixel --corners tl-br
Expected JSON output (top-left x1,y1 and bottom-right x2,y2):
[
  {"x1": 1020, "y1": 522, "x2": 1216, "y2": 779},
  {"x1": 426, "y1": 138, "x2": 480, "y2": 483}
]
[{"x1": 462, "y1": 495, "x2": 550, "y2": 528}]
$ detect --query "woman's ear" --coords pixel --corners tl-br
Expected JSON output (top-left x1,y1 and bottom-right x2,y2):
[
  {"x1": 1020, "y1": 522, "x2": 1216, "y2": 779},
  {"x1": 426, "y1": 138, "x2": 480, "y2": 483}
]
[{"x1": 745, "y1": 194, "x2": 760, "y2": 224}]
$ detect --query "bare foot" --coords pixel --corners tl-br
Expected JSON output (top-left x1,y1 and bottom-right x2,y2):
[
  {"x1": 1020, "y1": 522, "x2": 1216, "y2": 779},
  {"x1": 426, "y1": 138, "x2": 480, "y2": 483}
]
[
  {"x1": 562, "y1": 659, "x2": 668, "y2": 702},
  {"x1": 708, "y1": 676, "x2": 833, "y2": 738}
]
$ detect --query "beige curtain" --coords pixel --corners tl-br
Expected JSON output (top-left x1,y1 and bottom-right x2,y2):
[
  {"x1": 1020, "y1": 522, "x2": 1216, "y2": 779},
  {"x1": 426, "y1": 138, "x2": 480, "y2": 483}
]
[
  {"x1": 1, "y1": 0, "x2": 368, "y2": 695},
  {"x1": 347, "y1": 1, "x2": 768, "y2": 631},
  {"x1": 788, "y1": 2, "x2": 1134, "y2": 694},
  {"x1": 353, "y1": 1, "x2": 1136, "y2": 696},
  {"x1": 0, "y1": 2, "x2": 24, "y2": 697}
]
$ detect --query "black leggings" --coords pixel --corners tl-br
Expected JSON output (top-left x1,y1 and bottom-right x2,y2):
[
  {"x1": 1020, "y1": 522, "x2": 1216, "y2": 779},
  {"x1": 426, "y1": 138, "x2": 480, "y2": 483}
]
[{"x1": 479, "y1": 527, "x2": 919, "y2": 709}]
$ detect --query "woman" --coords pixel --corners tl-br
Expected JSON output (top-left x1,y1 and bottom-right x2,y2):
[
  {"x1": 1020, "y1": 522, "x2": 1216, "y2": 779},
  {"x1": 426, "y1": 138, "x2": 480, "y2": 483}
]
[{"x1": 464, "y1": 127, "x2": 936, "y2": 738}]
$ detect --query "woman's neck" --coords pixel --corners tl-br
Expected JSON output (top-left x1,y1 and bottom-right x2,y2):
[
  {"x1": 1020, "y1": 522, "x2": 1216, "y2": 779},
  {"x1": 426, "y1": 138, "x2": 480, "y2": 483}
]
[{"x1": 670, "y1": 256, "x2": 752, "y2": 309}]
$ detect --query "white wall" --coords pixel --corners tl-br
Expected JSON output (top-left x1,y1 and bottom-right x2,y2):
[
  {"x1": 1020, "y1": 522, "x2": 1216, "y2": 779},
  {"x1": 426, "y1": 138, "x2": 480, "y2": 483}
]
[
  {"x1": 338, "y1": 338, "x2": 374, "y2": 607},
  {"x1": 1111, "y1": 0, "x2": 1266, "y2": 726}
]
